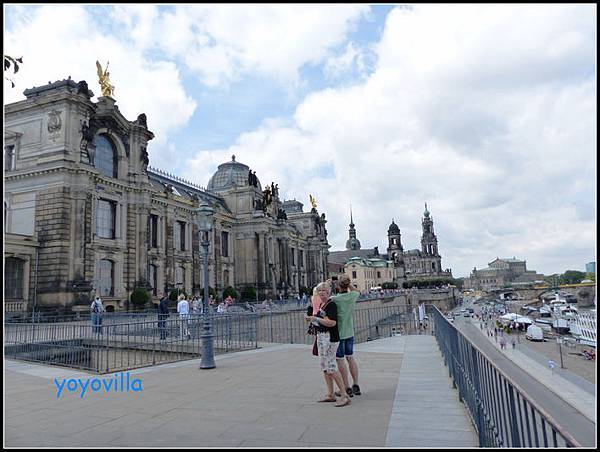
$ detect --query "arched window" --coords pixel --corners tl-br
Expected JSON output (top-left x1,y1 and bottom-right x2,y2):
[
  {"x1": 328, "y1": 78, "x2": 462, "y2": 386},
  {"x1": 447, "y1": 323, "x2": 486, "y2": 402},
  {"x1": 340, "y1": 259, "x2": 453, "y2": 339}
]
[
  {"x1": 94, "y1": 134, "x2": 118, "y2": 178},
  {"x1": 98, "y1": 259, "x2": 114, "y2": 297},
  {"x1": 6, "y1": 257, "x2": 25, "y2": 300}
]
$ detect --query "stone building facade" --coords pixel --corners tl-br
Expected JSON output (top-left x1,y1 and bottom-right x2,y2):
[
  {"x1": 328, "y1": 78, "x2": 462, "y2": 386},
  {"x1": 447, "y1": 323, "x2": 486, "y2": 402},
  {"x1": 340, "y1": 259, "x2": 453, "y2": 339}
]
[
  {"x1": 463, "y1": 257, "x2": 544, "y2": 291},
  {"x1": 4, "y1": 78, "x2": 329, "y2": 313}
]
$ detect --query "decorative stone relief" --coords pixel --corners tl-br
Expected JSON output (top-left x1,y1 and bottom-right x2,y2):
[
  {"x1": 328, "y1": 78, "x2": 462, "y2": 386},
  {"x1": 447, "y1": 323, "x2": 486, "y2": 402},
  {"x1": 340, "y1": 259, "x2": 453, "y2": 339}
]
[{"x1": 47, "y1": 110, "x2": 62, "y2": 141}]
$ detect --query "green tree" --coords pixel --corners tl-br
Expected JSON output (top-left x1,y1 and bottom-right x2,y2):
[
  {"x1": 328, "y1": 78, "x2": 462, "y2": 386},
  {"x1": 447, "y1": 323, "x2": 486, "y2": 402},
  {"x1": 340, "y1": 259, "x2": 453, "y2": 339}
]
[
  {"x1": 561, "y1": 270, "x2": 586, "y2": 285},
  {"x1": 130, "y1": 288, "x2": 150, "y2": 310}
]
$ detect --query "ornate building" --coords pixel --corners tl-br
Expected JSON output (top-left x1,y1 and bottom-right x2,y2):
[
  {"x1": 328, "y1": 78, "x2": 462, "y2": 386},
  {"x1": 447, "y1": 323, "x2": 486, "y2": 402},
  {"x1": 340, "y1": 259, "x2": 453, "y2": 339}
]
[
  {"x1": 463, "y1": 258, "x2": 544, "y2": 291},
  {"x1": 329, "y1": 204, "x2": 452, "y2": 286},
  {"x1": 4, "y1": 78, "x2": 329, "y2": 313}
]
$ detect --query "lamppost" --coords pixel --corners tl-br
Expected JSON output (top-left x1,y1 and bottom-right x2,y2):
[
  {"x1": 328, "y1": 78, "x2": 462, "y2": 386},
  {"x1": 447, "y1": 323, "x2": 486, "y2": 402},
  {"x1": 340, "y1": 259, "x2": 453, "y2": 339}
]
[
  {"x1": 196, "y1": 201, "x2": 216, "y2": 369},
  {"x1": 557, "y1": 337, "x2": 565, "y2": 369}
]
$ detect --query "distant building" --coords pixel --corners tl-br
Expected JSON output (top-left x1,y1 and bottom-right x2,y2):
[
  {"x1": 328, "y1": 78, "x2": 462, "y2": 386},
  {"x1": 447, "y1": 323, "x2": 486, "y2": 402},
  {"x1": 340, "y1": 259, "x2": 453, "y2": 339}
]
[
  {"x1": 344, "y1": 256, "x2": 394, "y2": 292},
  {"x1": 586, "y1": 262, "x2": 596, "y2": 274},
  {"x1": 329, "y1": 204, "x2": 452, "y2": 287},
  {"x1": 463, "y1": 257, "x2": 544, "y2": 291}
]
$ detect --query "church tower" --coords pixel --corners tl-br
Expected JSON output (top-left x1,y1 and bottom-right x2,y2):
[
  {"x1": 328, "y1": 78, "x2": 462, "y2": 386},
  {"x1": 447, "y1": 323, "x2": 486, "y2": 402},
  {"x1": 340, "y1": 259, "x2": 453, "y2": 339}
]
[
  {"x1": 345, "y1": 206, "x2": 361, "y2": 251},
  {"x1": 387, "y1": 219, "x2": 405, "y2": 283},
  {"x1": 387, "y1": 219, "x2": 403, "y2": 261},
  {"x1": 420, "y1": 203, "x2": 438, "y2": 256}
]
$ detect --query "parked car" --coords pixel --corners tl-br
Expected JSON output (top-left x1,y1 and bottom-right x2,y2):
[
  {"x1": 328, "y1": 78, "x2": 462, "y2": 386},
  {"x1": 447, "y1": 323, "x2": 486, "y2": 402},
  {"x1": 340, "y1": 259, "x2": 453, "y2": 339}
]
[{"x1": 525, "y1": 325, "x2": 544, "y2": 341}]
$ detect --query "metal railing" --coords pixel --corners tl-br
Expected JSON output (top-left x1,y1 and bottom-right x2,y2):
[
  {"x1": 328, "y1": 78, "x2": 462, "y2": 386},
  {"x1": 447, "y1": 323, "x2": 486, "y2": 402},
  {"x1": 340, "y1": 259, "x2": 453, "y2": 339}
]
[
  {"x1": 5, "y1": 305, "x2": 414, "y2": 374},
  {"x1": 432, "y1": 307, "x2": 581, "y2": 448}
]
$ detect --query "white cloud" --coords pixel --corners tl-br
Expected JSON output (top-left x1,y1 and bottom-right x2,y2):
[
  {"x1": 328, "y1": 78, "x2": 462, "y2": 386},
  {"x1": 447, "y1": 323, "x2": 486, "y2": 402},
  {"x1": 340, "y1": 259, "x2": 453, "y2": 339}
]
[
  {"x1": 4, "y1": 5, "x2": 196, "y2": 162},
  {"x1": 184, "y1": 4, "x2": 596, "y2": 277},
  {"x1": 108, "y1": 5, "x2": 370, "y2": 88}
]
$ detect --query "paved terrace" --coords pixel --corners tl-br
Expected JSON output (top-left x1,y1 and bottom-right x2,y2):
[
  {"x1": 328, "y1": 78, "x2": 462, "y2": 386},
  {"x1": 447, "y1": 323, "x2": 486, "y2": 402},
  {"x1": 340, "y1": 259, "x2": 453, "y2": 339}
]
[{"x1": 5, "y1": 335, "x2": 477, "y2": 448}]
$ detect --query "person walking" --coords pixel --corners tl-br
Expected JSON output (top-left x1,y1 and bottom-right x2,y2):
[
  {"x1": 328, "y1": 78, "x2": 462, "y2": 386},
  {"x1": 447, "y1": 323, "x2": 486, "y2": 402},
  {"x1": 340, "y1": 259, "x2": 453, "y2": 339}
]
[
  {"x1": 331, "y1": 274, "x2": 362, "y2": 398},
  {"x1": 158, "y1": 292, "x2": 169, "y2": 340},
  {"x1": 305, "y1": 281, "x2": 351, "y2": 408},
  {"x1": 499, "y1": 336, "x2": 507, "y2": 350},
  {"x1": 176, "y1": 294, "x2": 190, "y2": 339},
  {"x1": 90, "y1": 294, "x2": 104, "y2": 335}
]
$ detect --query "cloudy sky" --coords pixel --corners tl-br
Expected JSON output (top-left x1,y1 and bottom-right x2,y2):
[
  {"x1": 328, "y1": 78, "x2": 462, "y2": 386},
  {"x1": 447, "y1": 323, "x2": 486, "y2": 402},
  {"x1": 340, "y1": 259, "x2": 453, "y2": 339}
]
[{"x1": 4, "y1": 4, "x2": 596, "y2": 277}]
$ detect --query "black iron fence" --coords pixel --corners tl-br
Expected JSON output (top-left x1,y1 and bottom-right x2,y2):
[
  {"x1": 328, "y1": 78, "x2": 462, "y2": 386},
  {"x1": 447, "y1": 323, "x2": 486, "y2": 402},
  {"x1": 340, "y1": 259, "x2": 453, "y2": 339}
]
[
  {"x1": 5, "y1": 305, "x2": 414, "y2": 374},
  {"x1": 431, "y1": 307, "x2": 581, "y2": 448}
]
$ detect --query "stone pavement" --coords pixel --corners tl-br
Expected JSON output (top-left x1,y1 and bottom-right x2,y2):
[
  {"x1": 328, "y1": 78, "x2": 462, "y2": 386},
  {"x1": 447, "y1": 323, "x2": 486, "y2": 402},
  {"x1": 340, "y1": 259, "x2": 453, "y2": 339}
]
[{"x1": 5, "y1": 335, "x2": 477, "y2": 448}]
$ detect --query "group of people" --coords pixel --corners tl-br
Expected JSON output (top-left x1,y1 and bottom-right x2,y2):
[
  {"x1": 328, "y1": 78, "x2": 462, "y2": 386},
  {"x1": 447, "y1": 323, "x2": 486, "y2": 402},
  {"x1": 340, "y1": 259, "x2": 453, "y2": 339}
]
[{"x1": 305, "y1": 274, "x2": 361, "y2": 408}]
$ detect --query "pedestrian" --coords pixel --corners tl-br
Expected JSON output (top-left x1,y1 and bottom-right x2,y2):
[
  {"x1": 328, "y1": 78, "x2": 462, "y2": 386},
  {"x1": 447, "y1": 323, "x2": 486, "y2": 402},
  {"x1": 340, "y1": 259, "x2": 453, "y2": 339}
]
[
  {"x1": 90, "y1": 294, "x2": 104, "y2": 334},
  {"x1": 192, "y1": 296, "x2": 202, "y2": 315},
  {"x1": 158, "y1": 292, "x2": 169, "y2": 340},
  {"x1": 302, "y1": 292, "x2": 308, "y2": 307},
  {"x1": 177, "y1": 294, "x2": 190, "y2": 339},
  {"x1": 499, "y1": 336, "x2": 506, "y2": 350},
  {"x1": 511, "y1": 339, "x2": 516, "y2": 349},
  {"x1": 305, "y1": 281, "x2": 351, "y2": 408},
  {"x1": 331, "y1": 274, "x2": 362, "y2": 398}
]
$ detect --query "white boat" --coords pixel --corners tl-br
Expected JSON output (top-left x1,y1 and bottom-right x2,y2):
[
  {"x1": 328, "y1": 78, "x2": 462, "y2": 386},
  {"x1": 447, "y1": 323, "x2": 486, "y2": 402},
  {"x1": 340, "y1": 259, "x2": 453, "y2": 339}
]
[
  {"x1": 557, "y1": 305, "x2": 578, "y2": 320},
  {"x1": 551, "y1": 318, "x2": 570, "y2": 334},
  {"x1": 539, "y1": 305, "x2": 552, "y2": 318},
  {"x1": 569, "y1": 310, "x2": 596, "y2": 348}
]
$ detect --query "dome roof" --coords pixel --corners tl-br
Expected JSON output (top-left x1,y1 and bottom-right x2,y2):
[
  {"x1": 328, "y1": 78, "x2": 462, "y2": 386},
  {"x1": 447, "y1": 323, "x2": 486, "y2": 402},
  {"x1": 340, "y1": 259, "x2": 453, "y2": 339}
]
[
  {"x1": 388, "y1": 220, "x2": 400, "y2": 234},
  {"x1": 207, "y1": 155, "x2": 260, "y2": 192}
]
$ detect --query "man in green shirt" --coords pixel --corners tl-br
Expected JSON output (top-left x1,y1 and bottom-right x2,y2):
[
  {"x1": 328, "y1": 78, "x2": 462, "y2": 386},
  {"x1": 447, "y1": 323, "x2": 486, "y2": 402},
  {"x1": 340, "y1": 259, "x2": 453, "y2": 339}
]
[{"x1": 331, "y1": 274, "x2": 362, "y2": 397}]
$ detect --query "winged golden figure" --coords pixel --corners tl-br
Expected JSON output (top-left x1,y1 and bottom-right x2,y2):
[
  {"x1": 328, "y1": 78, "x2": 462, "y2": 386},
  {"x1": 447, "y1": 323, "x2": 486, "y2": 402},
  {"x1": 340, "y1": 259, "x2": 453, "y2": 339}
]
[
  {"x1": 309, "y1": 194, "x2": 317, "y2": 209},
  {"x1": 96, "y1": 60, "x2": 115, "y2": 97}
]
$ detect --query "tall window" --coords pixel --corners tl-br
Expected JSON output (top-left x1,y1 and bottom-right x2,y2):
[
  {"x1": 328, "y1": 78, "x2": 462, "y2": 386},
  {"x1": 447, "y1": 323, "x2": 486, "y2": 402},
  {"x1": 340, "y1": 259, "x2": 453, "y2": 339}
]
[
  {"x1": 178, "y1": 221, "x2": 186, "y2": 251},
  {"x1": 5, "y1": 257, "x2": 24, "y2": 300},
  {"x1": 97, "y1": 199, "x2": 116, "y2": 239},
  {"x1": 5, "y1": 145, "x2": 16, "y2": 171},
  {"x1": 94, "y1": 135, "x2": 118, "y2": 178},
  {"x1": 221, "y1": 231, "x2": 229, "y2": 257},
  {"x1": 98, "y1": 259, "x2": 114, "y2": 297},
  {"x1": 148, "y1": 214, "x2": 158, "y2": 248},
  {"x1": 149, "y1": 264, "x2": 157, "y2": 295},
  {"x1": 299, "y1": 250, "x2": 304, "y2": 268},
  {"x1": 352, "y1": 271, "x2": 357, "y2": 279},
  {"x1": 291, "y1": 248, "x2": 296, "y2": 266}
]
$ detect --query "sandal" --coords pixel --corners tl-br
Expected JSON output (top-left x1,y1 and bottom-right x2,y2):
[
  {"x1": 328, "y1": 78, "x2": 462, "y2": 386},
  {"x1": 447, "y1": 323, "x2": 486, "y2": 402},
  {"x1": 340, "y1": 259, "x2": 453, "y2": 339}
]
[
  {"x1": 334, "y1": 397, "x2": 351, "y2": 407},
  {"x1": 318, "y1": 396, "x2": 336, "y2": 403}
]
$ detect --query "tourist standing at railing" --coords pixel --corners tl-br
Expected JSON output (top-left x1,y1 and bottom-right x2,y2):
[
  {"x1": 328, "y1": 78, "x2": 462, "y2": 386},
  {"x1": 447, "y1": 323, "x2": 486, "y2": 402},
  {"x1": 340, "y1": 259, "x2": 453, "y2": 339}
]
[
  {"x1": 192, "y1": 296, "x2": 202, "y2": 315},
  {"x1": 305, "y1": 281, "x2": 351, "y2": 407},
  {"x1": 90, "y1": 294, "x2": 105, "y2": 334},
  {"x1": 177, "y1": 294, "x2": 191, "y2": 339},
  {"x1": 158, "y1": 293, "x2": 169, "y2": 340},
  {"x1": 331, "y1": 274, "x2": 362, "y2": 398}
]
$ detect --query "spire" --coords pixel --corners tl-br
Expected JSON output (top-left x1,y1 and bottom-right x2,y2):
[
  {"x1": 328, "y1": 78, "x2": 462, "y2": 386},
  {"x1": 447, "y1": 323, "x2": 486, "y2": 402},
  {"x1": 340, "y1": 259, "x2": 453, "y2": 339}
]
[
  {"x1": 350, "y1": 204, "x2": 354, "y2": 227},
  {"x1": 424, "y1": 202, "x2": 430, "y2": 218}
]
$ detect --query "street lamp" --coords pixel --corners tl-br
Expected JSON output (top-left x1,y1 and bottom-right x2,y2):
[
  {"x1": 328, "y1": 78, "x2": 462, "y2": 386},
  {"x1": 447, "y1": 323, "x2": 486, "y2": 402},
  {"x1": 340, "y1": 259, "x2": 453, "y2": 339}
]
[
  {"x1": 557, "y1": 337, "x2": 565, "y2": 369},
  {"x1": 196, "y1": 201, "x2": 215, "y2": 369}
]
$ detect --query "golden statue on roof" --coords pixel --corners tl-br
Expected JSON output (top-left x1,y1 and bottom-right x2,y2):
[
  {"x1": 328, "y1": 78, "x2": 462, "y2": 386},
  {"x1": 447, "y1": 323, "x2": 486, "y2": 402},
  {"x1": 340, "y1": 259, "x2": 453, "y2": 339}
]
[
  {"x1": 96, "y1": 60, "x2": 115, "y2": 97},
  {"x1": 309, "y1": 194, "x2": 317, "y2": 209}
]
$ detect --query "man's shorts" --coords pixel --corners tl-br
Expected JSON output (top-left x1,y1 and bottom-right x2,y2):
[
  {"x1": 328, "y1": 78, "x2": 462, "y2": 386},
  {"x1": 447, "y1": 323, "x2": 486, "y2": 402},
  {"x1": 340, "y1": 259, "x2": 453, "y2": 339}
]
[{"x1": 336, "y1": 337, "x2": 354, "y2": 359}]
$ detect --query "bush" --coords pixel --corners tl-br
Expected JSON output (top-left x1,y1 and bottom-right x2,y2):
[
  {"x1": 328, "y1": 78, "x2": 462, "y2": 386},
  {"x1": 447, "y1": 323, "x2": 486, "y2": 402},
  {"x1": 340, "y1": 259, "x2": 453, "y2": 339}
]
[
  {"x1": 130, "y1": 288, "x2": 150, "y2": 310},
  {"x1": 382, "y1": 282, "x2": 398, "y2": 289},
  {"x1": 223, "y1": 286, "x2": 239, "y2": 300},
  {"x1": 201, "y1": 287, "x2": 217, "y2": 299},
  {"x1": 240, "y1": 286, "x2": 257, "y2": 301},
  {"x1": 169, "y1": 289, "x2": 187, "y2": 302}
]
